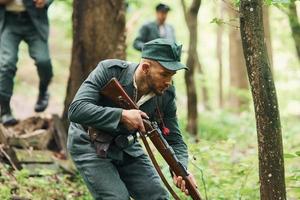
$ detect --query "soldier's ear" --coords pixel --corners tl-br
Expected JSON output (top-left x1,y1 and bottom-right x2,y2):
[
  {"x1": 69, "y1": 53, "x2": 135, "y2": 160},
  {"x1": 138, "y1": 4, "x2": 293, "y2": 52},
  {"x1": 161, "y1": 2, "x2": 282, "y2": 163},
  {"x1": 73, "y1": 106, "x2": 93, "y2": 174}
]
[{"x1": 141, "y1": 62, "x2": 150, "y2": 74}]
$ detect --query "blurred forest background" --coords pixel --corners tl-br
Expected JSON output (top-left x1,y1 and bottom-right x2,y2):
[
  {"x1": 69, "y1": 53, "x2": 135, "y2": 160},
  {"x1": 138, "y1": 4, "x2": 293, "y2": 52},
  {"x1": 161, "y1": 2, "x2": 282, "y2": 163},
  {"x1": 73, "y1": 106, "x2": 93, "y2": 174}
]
[{"x1": 1, "y1": 0, "x2": 300, "y2": 199}]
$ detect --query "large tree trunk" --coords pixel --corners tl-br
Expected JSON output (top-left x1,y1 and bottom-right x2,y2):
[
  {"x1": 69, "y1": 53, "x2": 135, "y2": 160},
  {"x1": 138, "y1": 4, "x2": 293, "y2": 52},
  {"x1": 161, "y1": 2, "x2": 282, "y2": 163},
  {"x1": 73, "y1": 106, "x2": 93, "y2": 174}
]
[
  {"x1": 180, "y1": 0, "x2": 201, "y2": 139},
  {"x1": 288, "y1": 0, "x2": 300, "y2": 62},
  {"x1": 240, "y1": 1, "x2": 286, "y2": 199},
  {"x1": 62, "y1": 0, "x2": 126, "y2": 129},
  {"x1": 228, "y1": 5, "x2": 249, "y2": 110}
]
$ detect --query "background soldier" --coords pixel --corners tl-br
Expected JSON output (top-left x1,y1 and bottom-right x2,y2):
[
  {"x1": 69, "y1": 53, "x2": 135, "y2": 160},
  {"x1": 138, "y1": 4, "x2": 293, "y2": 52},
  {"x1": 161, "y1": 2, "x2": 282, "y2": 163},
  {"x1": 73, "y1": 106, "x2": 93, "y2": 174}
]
[
  {"x1": 0, "y1": 0, "x2": 54, "y2": 125},
  {"x1": 133, "y1": 3, "x2": 176, "y2": 51},
  {"x1": 68, "y1": 39, "x2": 197, "y2": 200}
]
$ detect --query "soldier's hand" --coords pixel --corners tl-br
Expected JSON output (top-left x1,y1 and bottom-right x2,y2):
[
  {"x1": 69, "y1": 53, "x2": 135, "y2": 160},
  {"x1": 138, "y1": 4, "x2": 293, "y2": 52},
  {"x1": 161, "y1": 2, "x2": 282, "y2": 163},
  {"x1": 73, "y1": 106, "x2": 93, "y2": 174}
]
[
  {"x1": 121, "y1": 109, "x2": 149, "y2": 134},
  {"x1": 34, "y1": 0, "x2": 46, "y2": 8},
  {"x1": 173, "y1": 173, "x2": 198, "y2": 196}
]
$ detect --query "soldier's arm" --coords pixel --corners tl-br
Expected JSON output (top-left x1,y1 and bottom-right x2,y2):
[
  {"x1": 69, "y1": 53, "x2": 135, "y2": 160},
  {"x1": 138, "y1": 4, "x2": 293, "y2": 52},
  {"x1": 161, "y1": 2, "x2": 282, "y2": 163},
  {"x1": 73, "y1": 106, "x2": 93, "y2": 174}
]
[
  {"x1": 170, "y1": 25, "x2": 176, "y2": 42},
  {"x1": 161, "y1": 86, "x2": 188, "y2": 169},
  {"x1": 46, "y1": 0, "x2": 54, "y2": 6},
  {"x1": 133, "y1": 24, "x2": 149, "y2": 51},
  {"x1": 34, "y1": 0, "x2": 53, "y2": 8},
  {"x1": 68, "y1": 62, "x2": 123, "y2": 134}
]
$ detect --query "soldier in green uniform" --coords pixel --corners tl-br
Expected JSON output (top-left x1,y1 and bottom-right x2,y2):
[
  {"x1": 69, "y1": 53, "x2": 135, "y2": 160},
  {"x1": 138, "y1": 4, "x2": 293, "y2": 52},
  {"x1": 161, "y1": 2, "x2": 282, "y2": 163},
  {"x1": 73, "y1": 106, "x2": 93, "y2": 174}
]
[
  {"x1": 68, "y1": 39, "x2": 196, "y2": 200},
  {"x1": 0, "y1": 0, "x2": 54, "y2": 125},
  {"x1": 133, "y1": 3, "x2": 176, "y2": 51}
]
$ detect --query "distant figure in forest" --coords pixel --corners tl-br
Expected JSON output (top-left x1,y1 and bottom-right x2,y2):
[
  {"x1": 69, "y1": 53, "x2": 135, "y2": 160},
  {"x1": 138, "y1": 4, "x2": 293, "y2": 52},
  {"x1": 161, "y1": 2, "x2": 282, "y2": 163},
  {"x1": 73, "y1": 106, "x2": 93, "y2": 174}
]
[
  {"x1": 68, "y1": 38, "x2": 197, "y2": 199},
  {"x1": 133, "y1": 3, "x2": 176, "y2": 51},
  {"x1": 0, "y1": 0, "x2": 54, "y2": 125}
]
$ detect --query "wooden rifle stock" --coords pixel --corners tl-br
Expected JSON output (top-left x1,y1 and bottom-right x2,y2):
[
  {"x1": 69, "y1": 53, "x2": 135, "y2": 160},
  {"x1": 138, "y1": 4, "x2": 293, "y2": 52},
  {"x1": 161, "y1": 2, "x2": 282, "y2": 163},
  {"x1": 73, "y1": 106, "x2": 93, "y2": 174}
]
[
  {"x1": 101, "y1": 78, "x2": 202, "y2": 200},
  {"x1": 0, "y1": 0, "x2": 13, "y2": 5}
]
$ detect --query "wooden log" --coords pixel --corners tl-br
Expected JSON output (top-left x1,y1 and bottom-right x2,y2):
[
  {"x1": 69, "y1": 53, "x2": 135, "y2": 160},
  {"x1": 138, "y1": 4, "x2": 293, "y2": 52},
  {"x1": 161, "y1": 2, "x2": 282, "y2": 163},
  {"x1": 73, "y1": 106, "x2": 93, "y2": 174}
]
[
  {"x1": 14, "y1": 148, "x2": 75, "y2": 175},
  {"x1": 52, "y1": 156, "x2": 76, "y2": 175},
  {"x1": 0, "y1": 124, "x2": 9, "y2": 144},
  {"x1": 52, "y1": 114, "x2": 68, "y2": 157},
  {"x1": 13, "y1": 148, "x2": 53, "y2": 163},
  {"x1": 9, "y1": 129, "x2": 53, "y2": 150},
  {"x1": 0, "y1": 145, "x2": 21, "y2": 170}
]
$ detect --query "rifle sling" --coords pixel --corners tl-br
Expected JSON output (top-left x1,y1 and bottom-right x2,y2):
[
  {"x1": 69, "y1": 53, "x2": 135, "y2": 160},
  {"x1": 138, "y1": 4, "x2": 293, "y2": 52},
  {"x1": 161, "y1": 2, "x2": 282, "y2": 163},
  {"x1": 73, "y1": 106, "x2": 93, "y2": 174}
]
[{"x1": 139, "y1": 133, "x2": 181, "y2": 200}]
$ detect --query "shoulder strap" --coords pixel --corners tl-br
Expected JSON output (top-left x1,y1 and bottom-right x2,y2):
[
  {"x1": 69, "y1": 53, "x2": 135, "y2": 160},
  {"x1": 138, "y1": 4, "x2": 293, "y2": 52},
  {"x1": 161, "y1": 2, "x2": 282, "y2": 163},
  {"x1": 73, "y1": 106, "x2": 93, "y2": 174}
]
[{"x1": 140, "y1": 134, "x2": 181, "y2": 200}]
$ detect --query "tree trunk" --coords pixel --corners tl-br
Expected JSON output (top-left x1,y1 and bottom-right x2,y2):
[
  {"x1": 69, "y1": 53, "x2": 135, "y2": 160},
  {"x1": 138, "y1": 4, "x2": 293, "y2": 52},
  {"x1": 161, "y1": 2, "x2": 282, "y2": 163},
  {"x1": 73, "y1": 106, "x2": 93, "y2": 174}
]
[
  {"x1": 180, "y1": 0, "x2": 202, "y2": 138},
  {"x1": 239, "y1": 1, "x2": 286, "y2": 199},
  {"x1": 263, "y1": 6, "x2": 273, "y2": 69},
  {"x1": 62, "y1": 0, "x2": 126, "y2": 129},
  {"x1": 288, "y1": 0, "x2": 300, "y2": 62},
  {"x1": 217, "y1": 2, "x2": 224, "y2": 108},
  {"x1": 228, "y1": 4, "x2": 249, "y2": 110},
  {"x1": 181, "y1": 0, "x2": 209, "y2": 111}
]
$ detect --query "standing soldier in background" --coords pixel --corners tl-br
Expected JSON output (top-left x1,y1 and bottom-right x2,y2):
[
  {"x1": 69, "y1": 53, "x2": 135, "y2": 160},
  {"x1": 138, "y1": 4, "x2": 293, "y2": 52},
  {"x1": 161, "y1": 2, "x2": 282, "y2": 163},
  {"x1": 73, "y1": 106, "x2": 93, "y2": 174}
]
[
  {"x1": 133, "y1": 3, "x2": 176, "y2": 51},
  {"x1": 0, "y1": 0, "x2": 54, "y2": 125}
]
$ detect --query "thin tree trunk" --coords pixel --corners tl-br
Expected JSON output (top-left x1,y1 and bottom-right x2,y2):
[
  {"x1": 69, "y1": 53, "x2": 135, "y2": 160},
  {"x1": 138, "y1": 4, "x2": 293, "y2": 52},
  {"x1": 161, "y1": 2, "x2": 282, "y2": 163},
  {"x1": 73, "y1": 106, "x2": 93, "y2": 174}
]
[
  {"x1": 62, "y1": 0, "x2": 126, "y2": 129},
  {"x1": 240, "y1": 1, "x2": 286, "y2": 199},
  {"x1": 228, "y1": 4, "x2": 249, "y2": 110},
  {"x1": 263, "y1": 6, "x2": 273, "y2": 69},
  {"x1": 180, "y1": 0, "x2": 201, "y2": 138},
  {"x1": 217, "y1": 2, "x2": 224, "y2": 108},
  {"x1": 181, "y1": 0, "x2": 209, "y2": 111},
  {"x1": 288, "y1": 0, "x2": 300, "y2": 62}
]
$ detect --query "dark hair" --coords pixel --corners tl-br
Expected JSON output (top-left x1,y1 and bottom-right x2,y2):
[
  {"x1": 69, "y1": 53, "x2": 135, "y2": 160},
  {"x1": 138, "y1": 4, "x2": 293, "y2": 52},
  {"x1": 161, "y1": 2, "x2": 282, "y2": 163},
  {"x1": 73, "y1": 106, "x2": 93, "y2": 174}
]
[{"x1": 155, "y1": 3, "x2": 170, "y2": 12}]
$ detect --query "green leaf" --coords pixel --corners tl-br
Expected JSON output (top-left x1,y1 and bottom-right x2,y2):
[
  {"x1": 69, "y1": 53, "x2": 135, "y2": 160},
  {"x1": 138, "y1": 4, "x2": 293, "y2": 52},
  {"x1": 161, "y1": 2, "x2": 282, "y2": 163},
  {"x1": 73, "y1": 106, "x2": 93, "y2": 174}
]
[
  {"x1": 210, "y1": 18, "x2": 225, "y2": 26},
  {"x1": 284, "y1": 153, "x2": 297, "y2": 158},
  {"x1": 271, "y1": 0, "x2": 290, "y2": 3},
  {"x1": 295, "y1": 151, "x2": 300, "y2": 156}
]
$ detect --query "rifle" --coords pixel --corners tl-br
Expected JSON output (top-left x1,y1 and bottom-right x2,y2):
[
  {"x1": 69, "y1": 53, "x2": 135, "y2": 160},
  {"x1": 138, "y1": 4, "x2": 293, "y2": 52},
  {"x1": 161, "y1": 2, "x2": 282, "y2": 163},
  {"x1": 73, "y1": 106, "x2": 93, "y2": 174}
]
[
  {"x1": 0, "y1": 0, "x2": 13, "y2": 5},
  {"x1": 100, "y1": 77, "x2": 202, "y2": 200}
]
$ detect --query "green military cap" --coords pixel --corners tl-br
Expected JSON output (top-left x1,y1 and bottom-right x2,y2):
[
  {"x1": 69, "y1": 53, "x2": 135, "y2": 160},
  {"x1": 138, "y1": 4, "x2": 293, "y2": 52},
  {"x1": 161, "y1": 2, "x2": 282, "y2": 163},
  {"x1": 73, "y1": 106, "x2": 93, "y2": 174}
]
[{"x1": 141, "y1": 38, "x2": 188, "y2": 71}]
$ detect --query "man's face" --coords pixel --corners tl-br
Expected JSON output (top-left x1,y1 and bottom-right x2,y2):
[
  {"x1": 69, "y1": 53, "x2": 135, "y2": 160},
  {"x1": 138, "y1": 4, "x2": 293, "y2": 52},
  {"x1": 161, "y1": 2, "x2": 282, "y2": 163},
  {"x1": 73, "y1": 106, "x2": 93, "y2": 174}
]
[
  {"x1": 156, "y1": 11, "x2": 168, "y2": 25},
  {"x1": 145, "y1": 61, "x2": 176, "y2": 96}
]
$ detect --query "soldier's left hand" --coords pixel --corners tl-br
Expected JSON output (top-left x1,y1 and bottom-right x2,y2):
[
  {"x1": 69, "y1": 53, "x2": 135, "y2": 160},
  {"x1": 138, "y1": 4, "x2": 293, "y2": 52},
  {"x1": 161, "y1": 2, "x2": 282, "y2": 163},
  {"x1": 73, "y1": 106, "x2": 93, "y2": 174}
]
[
  {"x1": 173, "y1": 173, "x2": 198, "y2": 196},
  {"x1": 34, "y1": 0, "x2": 46, "y2": 8}
]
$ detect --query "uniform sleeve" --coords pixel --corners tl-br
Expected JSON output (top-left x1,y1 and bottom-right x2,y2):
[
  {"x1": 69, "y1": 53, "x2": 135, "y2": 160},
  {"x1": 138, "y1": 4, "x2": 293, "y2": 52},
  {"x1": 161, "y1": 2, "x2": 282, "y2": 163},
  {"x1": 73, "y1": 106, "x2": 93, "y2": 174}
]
[
  {"x1": 68, "y1": 62, "x2": 123, "y2": 134},
  {"x1": 170, "y1": 25, "x2": 176, "y2": 42},
  {"x1": 162, "y1": 86, "x2": 189, "y2": 169},
  {"x1": 133, "y1": 24, "x2": 149, "y2": 51}
]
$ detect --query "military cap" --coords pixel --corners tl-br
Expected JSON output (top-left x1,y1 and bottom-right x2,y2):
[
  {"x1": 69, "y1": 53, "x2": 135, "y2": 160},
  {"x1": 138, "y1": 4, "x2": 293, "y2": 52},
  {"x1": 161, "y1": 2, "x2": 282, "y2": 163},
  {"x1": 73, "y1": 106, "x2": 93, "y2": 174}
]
[
  {"x1": 156, "y1": 3, "x2": 170, "y2": 12},
  {"x1": 141, "y1": 38, "x2": 188, "y2": 71}
]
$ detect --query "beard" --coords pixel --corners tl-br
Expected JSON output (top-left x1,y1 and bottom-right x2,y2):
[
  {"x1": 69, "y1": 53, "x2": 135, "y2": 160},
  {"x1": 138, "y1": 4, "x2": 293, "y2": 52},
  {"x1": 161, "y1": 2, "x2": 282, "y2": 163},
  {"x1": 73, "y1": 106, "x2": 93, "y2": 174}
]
[
  {"x1": 150, "y1": 85, "x2": 164, "y2": 96},
  {"x1": 146, "y1": 73, "x2": 164, "y2": 96}
]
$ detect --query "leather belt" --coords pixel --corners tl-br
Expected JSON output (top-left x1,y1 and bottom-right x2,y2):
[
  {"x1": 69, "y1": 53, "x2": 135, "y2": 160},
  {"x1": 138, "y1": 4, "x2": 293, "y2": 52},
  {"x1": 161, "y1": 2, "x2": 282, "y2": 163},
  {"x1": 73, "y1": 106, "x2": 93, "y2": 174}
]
[{"x1": 6, "y1": 11, "x2": 29, "y2": 18}]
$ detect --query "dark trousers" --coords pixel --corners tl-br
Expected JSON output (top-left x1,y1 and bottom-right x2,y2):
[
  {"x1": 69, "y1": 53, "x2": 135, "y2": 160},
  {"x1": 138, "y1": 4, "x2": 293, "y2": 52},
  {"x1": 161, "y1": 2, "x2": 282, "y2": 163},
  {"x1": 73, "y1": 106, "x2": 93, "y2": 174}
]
[
  {"x1": 70, "y1": 151, "x2": 169, "y2": 200},
  {"x1": 0, "y1": 11, "x2": 53, "y2": 101}
]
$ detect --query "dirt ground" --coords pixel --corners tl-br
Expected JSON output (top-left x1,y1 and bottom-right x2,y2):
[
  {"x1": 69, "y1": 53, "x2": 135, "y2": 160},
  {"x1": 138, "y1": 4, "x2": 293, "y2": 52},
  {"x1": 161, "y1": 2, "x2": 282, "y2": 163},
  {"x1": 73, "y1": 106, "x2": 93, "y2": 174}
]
[{"x1": 11, "y1": 92, "x2": 63, "y2": 120}]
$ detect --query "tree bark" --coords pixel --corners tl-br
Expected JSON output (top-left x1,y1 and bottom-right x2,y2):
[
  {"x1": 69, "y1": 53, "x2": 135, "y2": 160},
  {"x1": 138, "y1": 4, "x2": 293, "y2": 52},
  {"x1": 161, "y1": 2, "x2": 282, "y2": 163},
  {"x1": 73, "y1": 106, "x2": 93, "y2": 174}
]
[
  {"x1": 181, "y1": 0, "x2": 209, "y2": 111},
  {"x1": 217, "y1": 2, "x2": 224, "y2": 108},
  {"x1": 263, "y1": 6, "x2": 273, "y2": 69},
  {"x1": 239, "y1": 1, "x2": 286, "y2": 199},
  {"x1": 288, "y1": 0, "x2": 300, "y2": 62},
  {"x1": 181, "y1": 0, "x2": 202, "y2": 138},
  {"x1": 228, "y1": 4, "x2": 249, "y2": 110},
  {"x1": 62, "y1": 0, "x2": 126, "y2": 129}
]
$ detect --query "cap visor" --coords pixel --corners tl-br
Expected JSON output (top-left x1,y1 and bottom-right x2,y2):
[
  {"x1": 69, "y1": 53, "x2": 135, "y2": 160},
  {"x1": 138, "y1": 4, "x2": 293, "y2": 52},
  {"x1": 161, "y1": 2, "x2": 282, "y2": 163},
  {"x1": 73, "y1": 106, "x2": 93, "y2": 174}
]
[{"x1": 158, "y1": 61, "x2": 188, "y2": 71}]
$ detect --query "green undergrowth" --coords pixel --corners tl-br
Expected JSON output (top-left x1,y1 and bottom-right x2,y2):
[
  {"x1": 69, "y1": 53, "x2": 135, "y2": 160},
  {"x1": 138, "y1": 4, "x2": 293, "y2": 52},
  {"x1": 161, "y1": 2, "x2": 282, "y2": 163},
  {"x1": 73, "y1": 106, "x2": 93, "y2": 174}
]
[{"x1": 1, "y1": 110, "x2": 299, "y2": 199}]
